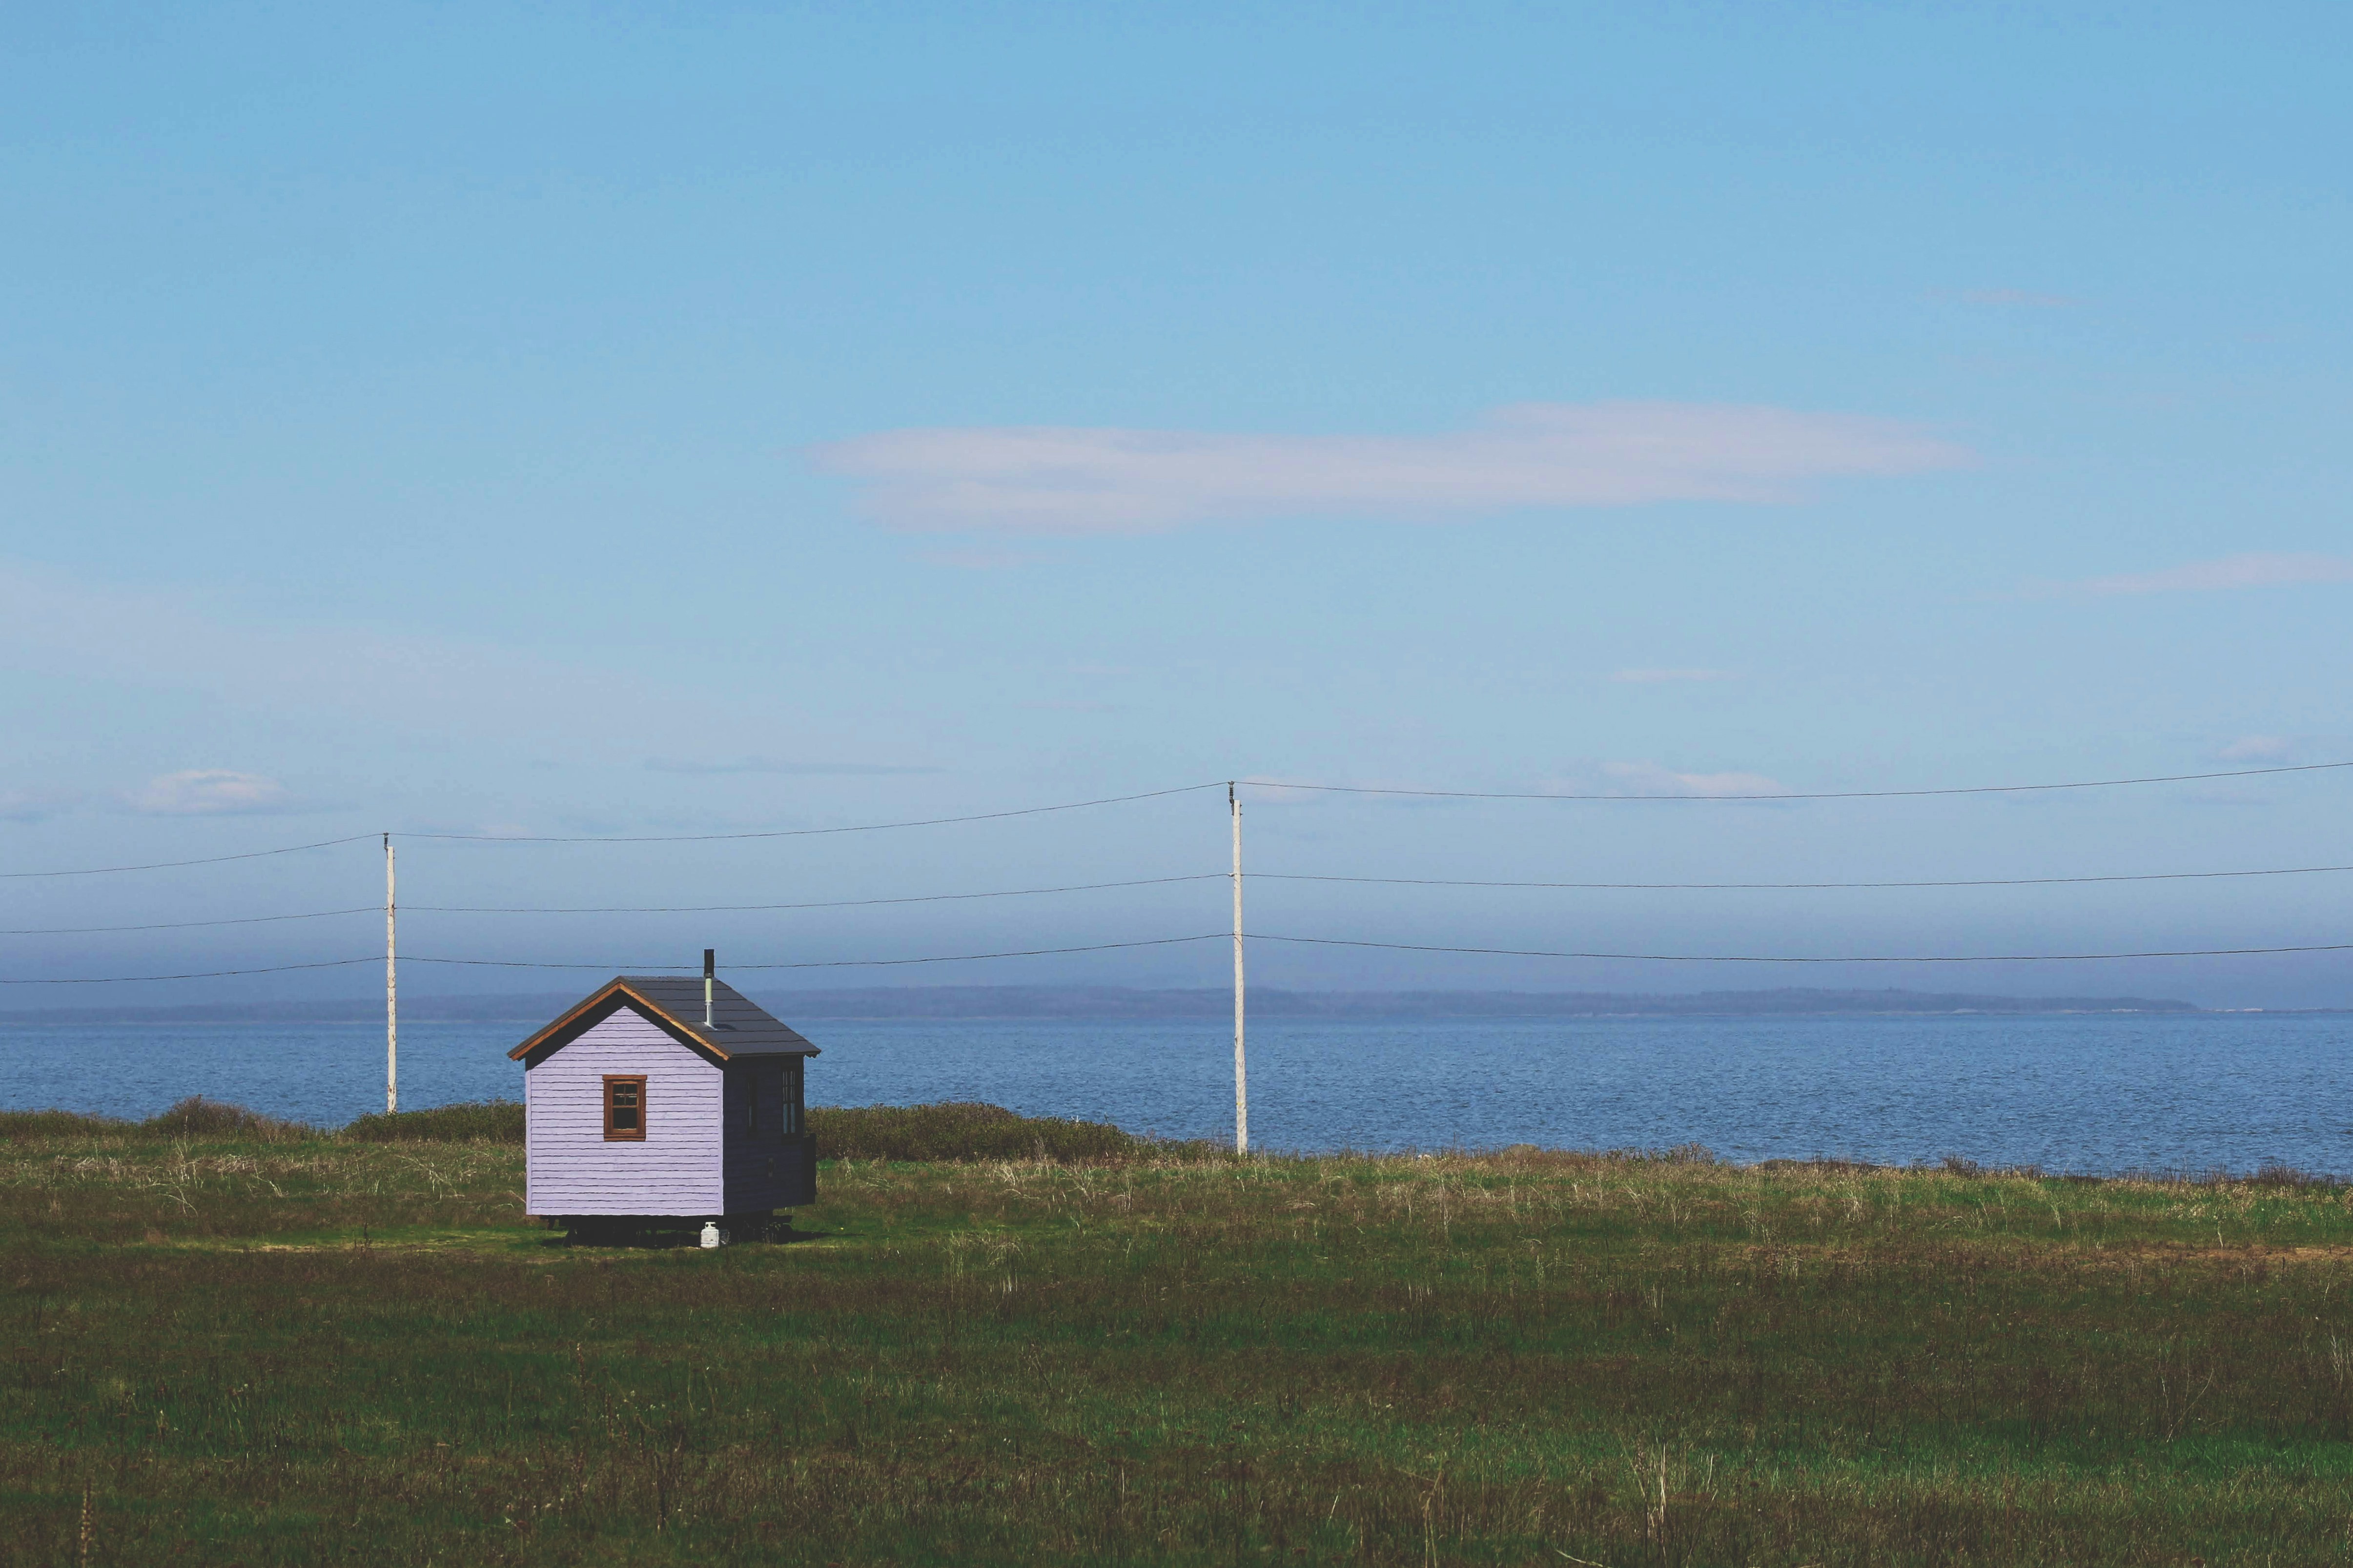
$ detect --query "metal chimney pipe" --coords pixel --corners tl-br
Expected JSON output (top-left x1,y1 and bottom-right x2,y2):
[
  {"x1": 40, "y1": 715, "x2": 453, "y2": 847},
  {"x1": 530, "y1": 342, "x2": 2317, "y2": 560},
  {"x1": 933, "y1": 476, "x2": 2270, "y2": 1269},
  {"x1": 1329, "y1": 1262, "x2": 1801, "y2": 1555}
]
[{"x1": 703, "y1": 948, "x2": 715, "y2": 1028}]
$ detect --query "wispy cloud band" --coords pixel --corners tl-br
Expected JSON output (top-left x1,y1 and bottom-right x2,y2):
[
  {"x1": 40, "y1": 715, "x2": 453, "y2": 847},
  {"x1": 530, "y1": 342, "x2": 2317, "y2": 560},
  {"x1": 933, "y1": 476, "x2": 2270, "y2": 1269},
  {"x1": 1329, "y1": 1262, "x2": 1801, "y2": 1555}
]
[
  {"x1": 1598, "y1": 761, "x2": 1788, "y2": 798},
  {"x1": 815, "y1": 401, "x2": 1970, "y2": 535},
  {"x1": 1611, "y1": 668, "x2": 1738, "y2": 685},
  {"x1": 0, "y1": 788, "x2": 82, "y2": 824},
  {"x1": 645, "y1": 758, "x2": 945, "y2": 776},
  {"x1": 123, "y1": 770, "x2": 292, "y2": 816},
  {"x1": 2076, "y1": 553, "x2": 2353, "y2": 595},
  {"x1": 1937, "y1": 287, "x2": 2080, "y2": 308}
]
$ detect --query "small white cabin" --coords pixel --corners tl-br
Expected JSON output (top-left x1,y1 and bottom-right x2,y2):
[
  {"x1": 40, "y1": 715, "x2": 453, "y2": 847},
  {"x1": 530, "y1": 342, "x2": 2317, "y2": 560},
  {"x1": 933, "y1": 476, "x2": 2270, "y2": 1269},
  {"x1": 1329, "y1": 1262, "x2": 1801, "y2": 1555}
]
[{"x1": 507, "y1": 963, "x2": 818, "y2": 1226}]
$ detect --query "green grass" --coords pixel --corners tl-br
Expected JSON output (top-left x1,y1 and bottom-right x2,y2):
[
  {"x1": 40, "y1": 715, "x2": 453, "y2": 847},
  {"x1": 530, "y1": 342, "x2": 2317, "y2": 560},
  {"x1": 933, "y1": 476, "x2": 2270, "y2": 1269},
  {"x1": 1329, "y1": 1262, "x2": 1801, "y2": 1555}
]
[
  {"x1": 809, "y1": 1099, "x2": 1187, "y2": 1162},
  {"x1": 3, "y1": 1107, "x2": 2352, "y2": 1564}
]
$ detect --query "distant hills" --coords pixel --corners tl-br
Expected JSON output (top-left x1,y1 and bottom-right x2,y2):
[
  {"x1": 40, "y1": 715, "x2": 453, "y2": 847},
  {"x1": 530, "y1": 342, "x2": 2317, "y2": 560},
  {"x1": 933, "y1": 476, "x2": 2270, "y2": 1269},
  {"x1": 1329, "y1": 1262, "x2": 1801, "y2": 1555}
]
[{"x1": 1, "y1": 985, "x2": 2203, "y2": 1024}]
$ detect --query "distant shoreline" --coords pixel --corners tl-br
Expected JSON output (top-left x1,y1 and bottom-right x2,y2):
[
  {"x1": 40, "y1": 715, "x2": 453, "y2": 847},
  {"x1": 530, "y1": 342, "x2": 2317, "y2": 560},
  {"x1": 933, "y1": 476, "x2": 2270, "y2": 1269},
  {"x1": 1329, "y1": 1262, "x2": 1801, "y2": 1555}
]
[{"x1": 0, "y1": 983, "x2": 2239, "y2": 1025}]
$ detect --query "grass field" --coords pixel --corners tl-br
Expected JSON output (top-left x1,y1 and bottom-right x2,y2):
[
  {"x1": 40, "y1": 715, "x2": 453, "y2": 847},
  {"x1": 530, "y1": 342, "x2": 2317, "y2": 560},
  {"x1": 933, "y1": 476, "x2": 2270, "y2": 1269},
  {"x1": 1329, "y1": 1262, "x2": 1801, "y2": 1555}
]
[{"x1": 4, "y1": 1106, "x2": 2352, "y2": 1565}]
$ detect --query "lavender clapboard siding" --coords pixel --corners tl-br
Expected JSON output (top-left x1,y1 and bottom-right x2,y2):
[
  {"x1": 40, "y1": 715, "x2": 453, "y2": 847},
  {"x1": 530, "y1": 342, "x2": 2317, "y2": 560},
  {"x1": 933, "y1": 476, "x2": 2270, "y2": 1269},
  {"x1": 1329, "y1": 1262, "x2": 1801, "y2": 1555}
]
[{"x1": 525, "y1": 1008, "x2": 722, "y2": 1216}]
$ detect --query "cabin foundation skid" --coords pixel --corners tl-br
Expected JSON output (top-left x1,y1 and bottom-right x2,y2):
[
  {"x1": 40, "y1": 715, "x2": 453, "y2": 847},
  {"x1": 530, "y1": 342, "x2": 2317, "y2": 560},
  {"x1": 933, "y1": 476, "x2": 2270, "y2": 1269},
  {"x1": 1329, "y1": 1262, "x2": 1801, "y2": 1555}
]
[{"x1": 548, "y1": 1210, "x2": 798, "y2": 1244}]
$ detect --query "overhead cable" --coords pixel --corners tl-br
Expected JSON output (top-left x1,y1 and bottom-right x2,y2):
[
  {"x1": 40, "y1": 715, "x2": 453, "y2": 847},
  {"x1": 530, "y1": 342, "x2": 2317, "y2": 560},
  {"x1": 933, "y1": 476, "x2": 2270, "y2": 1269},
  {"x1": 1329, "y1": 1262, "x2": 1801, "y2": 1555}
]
[
  {"x1": 406, "y1": 933, "x2": 1227, "y2": 969},
  {"x1": 1249, "y1": 933, "x2": 2353, "y2": 964},
  {"x1": 1257, "y1": 863, "x2": 2353, "y2": 892},
  {"x1": 14, "y1": 861, "x2": 2334, "y2": 932},
  {"x1": 0, "y1": 876, "x2": 1218, "y2": 935},
  {"x1": 0, "y1": 957, "x2": 380, "y2": 985},
  {"x1": 11, "y1": 922, "x2": 2341, "y2": 981},
  {"x1": 10, "y1": 857, "x2": 2343, "y2": 936},
  {"x1": 0, "y1": 835, "x2": 376, "y2": 881},
  {"x1": 411, "y1": 873, "x2": 1225, "y2": 915},
  {"x1": 11, "y1": 859, "x2": 2340, "y2": 936},
  {"x1": 398, "y1": 783, "x2": 1227, "y2": 843},
  {"x1": 6, "y1": 758, "x2": 2341, "y2": 877},
  {"x1": 0, "y1": 908, "x2": 378, "y2": 937},
  {"x1": 1249, "y1": 759, "x2": 2353, "y2": 802}
]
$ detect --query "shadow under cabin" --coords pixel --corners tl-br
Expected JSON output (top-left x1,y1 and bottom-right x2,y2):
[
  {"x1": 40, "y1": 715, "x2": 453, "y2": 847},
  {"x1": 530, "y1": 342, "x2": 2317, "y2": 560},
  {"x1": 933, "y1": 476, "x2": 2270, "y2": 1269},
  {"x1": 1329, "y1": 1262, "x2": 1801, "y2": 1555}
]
[{"x1": 509, "y1": 951, "x2": 818, "y2": 1241}]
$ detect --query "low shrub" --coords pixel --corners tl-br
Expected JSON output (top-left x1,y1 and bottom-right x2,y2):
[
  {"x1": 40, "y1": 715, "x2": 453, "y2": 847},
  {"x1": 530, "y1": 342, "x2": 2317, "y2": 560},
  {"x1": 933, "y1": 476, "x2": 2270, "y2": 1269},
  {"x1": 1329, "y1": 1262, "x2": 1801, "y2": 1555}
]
[
  {"x1": 811, "y1": 1101, "x2": 1170, "y2": 1163},
  {"x1": 0, "y1": 1098, "x2": 1146, "y2": 1156},
  {"x1": 0, "y1": 1108, "x2": 130, "y2": 1140},
  {"x1": 0, "y1": 1101, "x2": 316, "y2": 1142},
  {"x1": 142, "y1": 1097, "x2": 318, "y2": 1141},
  {"x1": 343, "y1": 1100, "x2": 525, "y2": 1144},
  {"x1": 2247, "y1": 1161, "x2": 2340, "y2": 1191}
]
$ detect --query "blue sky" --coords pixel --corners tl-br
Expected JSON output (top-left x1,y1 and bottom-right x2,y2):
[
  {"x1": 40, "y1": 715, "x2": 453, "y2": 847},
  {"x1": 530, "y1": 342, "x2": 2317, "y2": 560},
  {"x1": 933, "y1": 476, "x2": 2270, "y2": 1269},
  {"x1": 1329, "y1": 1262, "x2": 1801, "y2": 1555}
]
[{"x1": 3, "y1": 3, "x2": 2350, "y2": 1005}]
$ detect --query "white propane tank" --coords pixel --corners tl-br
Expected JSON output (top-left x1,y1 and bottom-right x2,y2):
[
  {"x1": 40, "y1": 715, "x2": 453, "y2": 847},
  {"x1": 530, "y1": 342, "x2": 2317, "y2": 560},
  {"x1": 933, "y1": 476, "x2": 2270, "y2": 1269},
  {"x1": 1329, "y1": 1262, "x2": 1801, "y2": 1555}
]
[{"x1": 699, "y1": 1221, "x2": 721, "y2": 1249}]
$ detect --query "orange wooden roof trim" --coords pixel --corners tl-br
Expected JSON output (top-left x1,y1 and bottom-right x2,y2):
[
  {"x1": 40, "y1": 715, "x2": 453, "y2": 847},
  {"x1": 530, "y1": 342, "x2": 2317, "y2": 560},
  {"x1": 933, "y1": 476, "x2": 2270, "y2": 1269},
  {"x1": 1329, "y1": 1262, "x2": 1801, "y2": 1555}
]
[{"x1": 507, "y1": 978, "x2": 732, "y2": 1067}]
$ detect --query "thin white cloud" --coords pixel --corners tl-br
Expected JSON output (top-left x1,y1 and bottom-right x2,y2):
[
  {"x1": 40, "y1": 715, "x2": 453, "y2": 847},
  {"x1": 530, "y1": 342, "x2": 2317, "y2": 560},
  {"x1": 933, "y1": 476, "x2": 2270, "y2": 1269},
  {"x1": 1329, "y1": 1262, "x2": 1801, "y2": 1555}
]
[
  {"x1": 123, "y1": 770, "x2": 292, "y2": 816},
  {"x1": 815, "y1": 401, "x2": 1970, "y2": 535},
  {"x1": 1944, "y1": 288, "x2": 2079, "y2": 308},
  {"x1": 2217, "y1": 735, "x2": 2292, "y2": 762},
  {"x1": 2077, "y1": 553, "x2": 2353, "y2": 595},
  {"x1": 916, "y1": 547, "x2": 1046, "y2": 570},
  {"x1": 645, "y1": 758, "x2": 945, "y2": 776},
  {"x1": 1610, "y1": 668, "x2": 1738, "y2": 684},
  {"x1": 1242, "y1": 763, "x2": 1791, "y2": 802},
  {"x1": 1601, "y1": 761, "x2": 1787, "y2": 798},
  {"x1": 0, "y1": 788, "x2": 81, "y2": 823},
  {"x1": 0, "y1": 560, "x2": 745, "y2": 746}
]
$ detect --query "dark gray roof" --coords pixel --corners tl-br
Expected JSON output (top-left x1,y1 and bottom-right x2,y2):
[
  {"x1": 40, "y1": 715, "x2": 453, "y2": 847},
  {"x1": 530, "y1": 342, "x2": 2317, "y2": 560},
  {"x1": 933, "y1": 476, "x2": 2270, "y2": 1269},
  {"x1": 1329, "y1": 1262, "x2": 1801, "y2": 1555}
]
[
  {"x1": 509, "y1": 975, "x2": 822, "y2": 1064},
  {"x1": 614, "y1": 977, "x2": 818, "y2": 1057}
]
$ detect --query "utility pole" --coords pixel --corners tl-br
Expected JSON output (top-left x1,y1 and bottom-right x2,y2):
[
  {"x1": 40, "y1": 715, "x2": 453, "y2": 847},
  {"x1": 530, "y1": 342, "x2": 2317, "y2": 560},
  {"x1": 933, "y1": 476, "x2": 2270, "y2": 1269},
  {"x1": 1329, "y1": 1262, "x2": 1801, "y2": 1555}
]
[
  {"x1": 1231, "y1": 782, "x2": 1246, "y2": 1155},
  {"x1": 385, "y1": 833, "x2": 398, "y2": 1115}
]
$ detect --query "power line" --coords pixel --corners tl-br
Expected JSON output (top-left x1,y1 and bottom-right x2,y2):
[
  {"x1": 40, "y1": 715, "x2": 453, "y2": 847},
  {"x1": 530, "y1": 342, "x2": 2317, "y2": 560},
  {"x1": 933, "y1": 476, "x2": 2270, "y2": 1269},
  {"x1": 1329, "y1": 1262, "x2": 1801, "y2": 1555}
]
[
  {"x1": 11, "y1": 920, "x2": 2341, "y2": 981},
  {"x1": 410, "y1": 873, "x2": 1225, "y2": 915},
  {"x1": 7, "y1": 935, "x2": 1222, "y2": 982},
  {"x1": 10, "y1": 856, "x2": 2336, "y2": 937},
  {"x1": 0, "y1": 875, "x2": 1220, "y2": 935},
  {"x1": 12, "y1": 854, "x2": 2338, "y2": 938},
  {"x1": 0, "y1": 957, "x2": 380, "y2": 985},
  {"x1": 0, "y1": 835, "x2": 376, "y2": 881},
  {"x1": 6, "y1": 757, "x2": 2342, "y2": 878},
  {"x1": 407, "y1": 933, "x2": 1227, "y2": 970},
  {"x1": 1250, "y1": 933, "x2": 2353, "y2": 964},
  {"x1": 0, "y1": 783, "x2": 1221, "y2": 880},
  {"x1": 1257, "y1": 863, "x2": 2353, "y2": 892},
  {"x1": 0, "y1": 908, "x2": 378, "y2": 937},
  {"x1": 1249, "y1": 759, "x2": 2353, "y2": 802},
  {"x1": 9, "y1": 855, "x2": 2341, "y2": 937},
  {"x1": 398, "y1": 783, "x2": 1227, "y2": 843}
]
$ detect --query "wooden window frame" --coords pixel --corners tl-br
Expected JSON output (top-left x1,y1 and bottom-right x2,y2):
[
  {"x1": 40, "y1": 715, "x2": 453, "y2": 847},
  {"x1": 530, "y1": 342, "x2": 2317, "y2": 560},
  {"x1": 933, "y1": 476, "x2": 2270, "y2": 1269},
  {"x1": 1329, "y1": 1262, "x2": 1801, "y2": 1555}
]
[{"x1": 603, "y1": 1075, "x2": 647, "y2": 1141}]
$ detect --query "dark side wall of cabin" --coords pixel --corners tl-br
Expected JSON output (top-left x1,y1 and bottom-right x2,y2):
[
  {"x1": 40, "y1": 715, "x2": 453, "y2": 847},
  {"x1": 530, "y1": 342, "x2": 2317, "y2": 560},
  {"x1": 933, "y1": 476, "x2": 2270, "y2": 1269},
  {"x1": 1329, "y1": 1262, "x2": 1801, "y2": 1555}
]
[{"x1": 722, "y1": 1056, "x2": 815, "y2": 1211}]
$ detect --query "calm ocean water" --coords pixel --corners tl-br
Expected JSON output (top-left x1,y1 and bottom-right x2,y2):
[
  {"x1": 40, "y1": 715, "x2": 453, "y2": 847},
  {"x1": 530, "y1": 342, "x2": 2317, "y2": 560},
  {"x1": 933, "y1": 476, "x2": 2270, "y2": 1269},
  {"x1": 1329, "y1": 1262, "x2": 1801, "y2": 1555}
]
[{"x1": 1, "y1": 1013, "x2": 2344, "y2": 1176}]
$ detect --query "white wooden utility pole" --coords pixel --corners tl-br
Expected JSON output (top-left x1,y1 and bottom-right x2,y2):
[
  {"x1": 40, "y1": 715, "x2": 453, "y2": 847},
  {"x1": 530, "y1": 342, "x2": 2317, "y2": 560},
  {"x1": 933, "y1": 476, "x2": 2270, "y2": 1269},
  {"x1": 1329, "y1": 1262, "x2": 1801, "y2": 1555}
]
[
  {"x1": 385, "y1": 833, "x2": 398, "y2": 1115},
  {"x1": 1230, "y1": 783, "x2": 1246, "y2": 1154}
]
